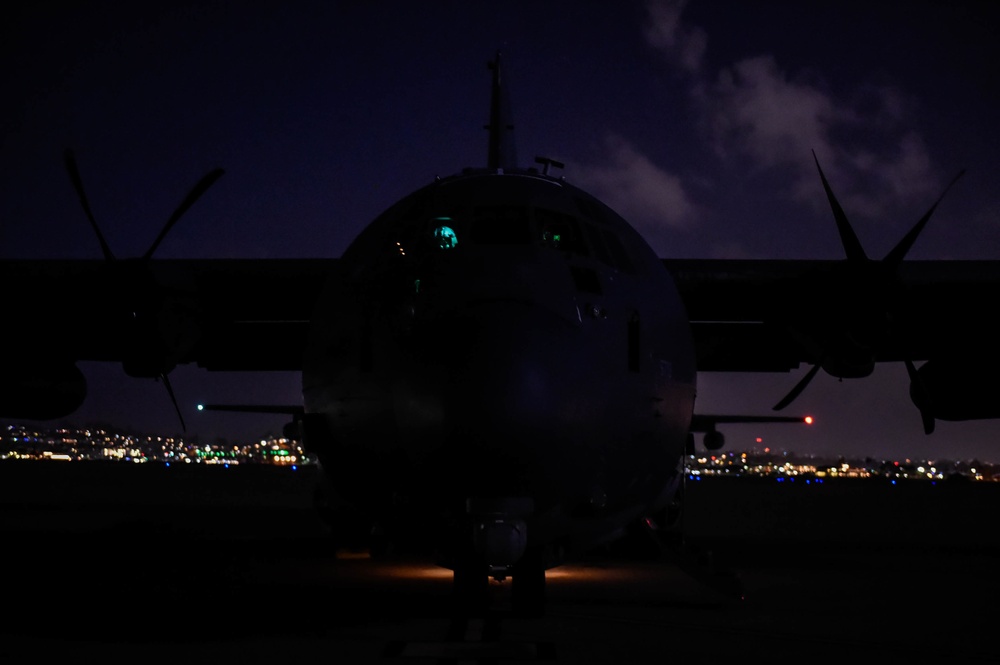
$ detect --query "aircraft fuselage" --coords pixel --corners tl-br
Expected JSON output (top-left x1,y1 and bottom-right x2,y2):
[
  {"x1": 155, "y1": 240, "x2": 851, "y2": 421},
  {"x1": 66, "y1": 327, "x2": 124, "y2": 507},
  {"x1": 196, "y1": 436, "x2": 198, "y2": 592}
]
[{"x1": 302, "y1": 168, "x2": 697, "y2": 571}]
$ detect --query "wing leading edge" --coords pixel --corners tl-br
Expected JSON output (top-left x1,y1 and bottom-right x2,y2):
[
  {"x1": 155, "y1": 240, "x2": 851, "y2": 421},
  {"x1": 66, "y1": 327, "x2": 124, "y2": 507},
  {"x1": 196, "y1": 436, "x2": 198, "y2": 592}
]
[{"x1": 2, "y1": 257, "x2": 337, "y2": 372}]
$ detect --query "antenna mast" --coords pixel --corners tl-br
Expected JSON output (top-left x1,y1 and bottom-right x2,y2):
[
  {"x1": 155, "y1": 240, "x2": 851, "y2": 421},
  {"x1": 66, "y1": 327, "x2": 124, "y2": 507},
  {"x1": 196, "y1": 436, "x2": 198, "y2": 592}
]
[{"x1": 485, "y1": 51, "x2": 517, "y2": 171}]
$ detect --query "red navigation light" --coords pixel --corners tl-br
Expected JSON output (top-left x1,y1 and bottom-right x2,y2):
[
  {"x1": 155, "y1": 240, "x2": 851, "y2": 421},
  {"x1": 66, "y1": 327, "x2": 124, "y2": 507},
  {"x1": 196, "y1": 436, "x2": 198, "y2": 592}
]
[{"x1": 804, "y1": 416, "x2": 814, "y2": 425}]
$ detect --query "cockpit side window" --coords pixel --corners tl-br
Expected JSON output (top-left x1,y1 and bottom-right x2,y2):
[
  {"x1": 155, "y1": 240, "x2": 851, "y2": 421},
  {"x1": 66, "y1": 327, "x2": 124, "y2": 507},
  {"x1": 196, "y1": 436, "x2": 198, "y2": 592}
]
[
  {"x1": 602, "y1": 229, "x2": 635, "y2": 274},
  {"x1": 577, "y1": 222, "x2": 636, "y2": 274},
  {"x1": 574, "y1": 196, "x2": 610, "y2": 225},
  {"x1": 535, "y1": 208, "x2": 588, "y2": 256},
  {"x1": 582, "y1": 223, "x2": 612, "y2": 267}
]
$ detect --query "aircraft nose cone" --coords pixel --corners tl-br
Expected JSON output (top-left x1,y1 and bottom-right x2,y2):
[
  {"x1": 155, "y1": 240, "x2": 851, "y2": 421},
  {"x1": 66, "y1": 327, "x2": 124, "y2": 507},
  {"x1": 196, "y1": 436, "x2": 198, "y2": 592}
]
[
  {"x1": 453, "y1": 308, "x2": 551, "y2": 417},
  {"x1": 416, "y1": 299, "x2": 570, "y2": 431},
  {"x1": 396, "y1": 299, "x2": 592, "y2": 499}
]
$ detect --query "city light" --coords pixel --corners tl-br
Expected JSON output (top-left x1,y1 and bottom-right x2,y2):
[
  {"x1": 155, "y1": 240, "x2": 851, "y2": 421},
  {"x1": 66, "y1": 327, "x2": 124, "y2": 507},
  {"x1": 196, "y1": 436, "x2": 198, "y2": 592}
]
[
  {"x1": 3, "y1": 423, "x2": 997, "y2": 482},
  {"x1": 1, "y1": 423, "x2": 314, "y2": 466}
]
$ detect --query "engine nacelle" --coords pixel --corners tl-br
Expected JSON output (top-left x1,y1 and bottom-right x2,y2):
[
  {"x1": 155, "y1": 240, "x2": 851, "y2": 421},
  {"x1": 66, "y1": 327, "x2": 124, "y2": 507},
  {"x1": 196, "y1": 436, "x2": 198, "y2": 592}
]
[
  {"x1": 911, "y1": 360, "x2": 1000, "y2": 422},
  {"x1": 703, "y1": 430, "x2": 725, "y2": 451},
  {"x1": 0, "y1": 360, "x2": 86, "y2": 420}
]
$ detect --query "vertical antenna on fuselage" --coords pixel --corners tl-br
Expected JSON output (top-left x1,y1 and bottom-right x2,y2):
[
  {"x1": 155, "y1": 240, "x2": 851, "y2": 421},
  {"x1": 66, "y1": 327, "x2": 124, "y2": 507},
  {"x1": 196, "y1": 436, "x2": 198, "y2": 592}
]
[{"x1": 486, "y1": 51, "x2": 517, "y2": 171}]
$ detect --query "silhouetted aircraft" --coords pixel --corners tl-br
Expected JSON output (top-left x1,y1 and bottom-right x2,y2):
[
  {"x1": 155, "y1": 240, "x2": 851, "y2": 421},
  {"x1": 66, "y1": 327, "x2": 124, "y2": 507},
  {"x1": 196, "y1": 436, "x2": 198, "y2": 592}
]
[{"x1": 3, "y1": 52, "x2": 1000, "y2": 615}]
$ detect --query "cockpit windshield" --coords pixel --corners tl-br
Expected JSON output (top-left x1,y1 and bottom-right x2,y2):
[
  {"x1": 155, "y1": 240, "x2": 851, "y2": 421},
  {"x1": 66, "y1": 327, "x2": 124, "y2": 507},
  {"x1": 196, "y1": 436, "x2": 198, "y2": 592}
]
[
  {"x1": 431, "y1": 219, "x2": 458, "y2": 249},
  {"x1": 391, "y1": 204, "x2": 633, "y2": 275},
  {"x1": 469, "y1": 205, "x2": 531, "y2": 245}
]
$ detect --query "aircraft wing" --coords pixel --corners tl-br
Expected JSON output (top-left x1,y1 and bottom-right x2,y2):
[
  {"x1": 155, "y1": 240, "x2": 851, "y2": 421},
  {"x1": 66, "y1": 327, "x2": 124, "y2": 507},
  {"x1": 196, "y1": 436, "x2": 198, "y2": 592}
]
[
  {"x1": 12, "y1": 254, "x2": 998, "y2": 374},
  {"x1": 6, "y1": 251, "x2": 1000, "y2": 429},
  {"x1": 665, "y1": 258, "x2": 1000, "y2": 371},
  {"x1": 3, "y1": 258, "x2": 339, "y2": 372},
  {"x1": 665, "y1": 257, "x2": 1000, "y2": 428}
]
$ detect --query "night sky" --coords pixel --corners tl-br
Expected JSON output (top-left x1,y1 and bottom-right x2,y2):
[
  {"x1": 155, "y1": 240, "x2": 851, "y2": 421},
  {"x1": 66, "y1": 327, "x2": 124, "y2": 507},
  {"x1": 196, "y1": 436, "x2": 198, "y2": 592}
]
[{"x1": 3, "y1": 1, "x2": 999, "y2": 461}]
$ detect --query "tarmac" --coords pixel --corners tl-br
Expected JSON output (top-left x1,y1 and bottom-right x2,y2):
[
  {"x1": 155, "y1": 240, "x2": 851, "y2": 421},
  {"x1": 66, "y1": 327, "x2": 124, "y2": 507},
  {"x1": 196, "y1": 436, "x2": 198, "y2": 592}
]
[{"x1": 1, "y1": 461, "x2": 999, "y2": 663}]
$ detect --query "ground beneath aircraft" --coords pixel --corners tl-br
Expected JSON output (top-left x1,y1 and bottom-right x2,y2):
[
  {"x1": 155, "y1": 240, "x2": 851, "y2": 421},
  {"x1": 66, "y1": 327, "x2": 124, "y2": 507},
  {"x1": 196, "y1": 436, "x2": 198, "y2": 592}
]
[{"x1": 0, "y1": 462, "x2": 997, "y2": 662}]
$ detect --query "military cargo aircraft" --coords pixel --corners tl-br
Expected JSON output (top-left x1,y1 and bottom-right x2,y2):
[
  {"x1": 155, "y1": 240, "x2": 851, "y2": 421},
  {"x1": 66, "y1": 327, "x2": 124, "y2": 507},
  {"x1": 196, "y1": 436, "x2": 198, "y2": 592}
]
[{"x1": 3, "y1": 52, "x2": 998, "y2": 615}]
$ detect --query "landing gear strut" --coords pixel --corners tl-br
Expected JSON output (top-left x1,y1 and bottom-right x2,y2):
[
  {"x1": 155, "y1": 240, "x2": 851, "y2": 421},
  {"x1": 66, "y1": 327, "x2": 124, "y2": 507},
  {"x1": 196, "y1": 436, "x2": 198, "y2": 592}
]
[
  {"x1": 452, "y1": 554, "x2": 489, "y2": 616},
  {"x1": 511, "y1": 546, "x2": 546, "y2": 616}
]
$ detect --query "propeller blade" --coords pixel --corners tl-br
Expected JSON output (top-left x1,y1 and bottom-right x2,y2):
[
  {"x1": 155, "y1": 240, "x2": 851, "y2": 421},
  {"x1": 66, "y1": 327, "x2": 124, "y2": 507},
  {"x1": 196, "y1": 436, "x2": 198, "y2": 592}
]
[
  {"x1": 773, "y1": 361, "x2": 822, "y2": 411},
  {"x1": 64, "y1": 149, "x2": 116, "y2": 261},
  {"x1": 813, "y1": 150, "x2": 867, "y2": 262},
  {"x1": 143, "y1": 168, "x2": 224, "y2": 260},
  {"x1": 904, "y1": 359, "x2": 935, "y2": 435},
  {"x1": 883, "y1": 168, "x2": 966, "y2": 265},
  {"x1": 160, "y1": 372, "x2": 187, "y2": 432}
]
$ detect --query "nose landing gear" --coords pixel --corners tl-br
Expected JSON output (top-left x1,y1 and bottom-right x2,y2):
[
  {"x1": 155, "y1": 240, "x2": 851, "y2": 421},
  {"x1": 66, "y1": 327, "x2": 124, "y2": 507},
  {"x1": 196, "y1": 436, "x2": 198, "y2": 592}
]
[{"x1": 450, "y1": 497, "x2": 545, "y2": 617}]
